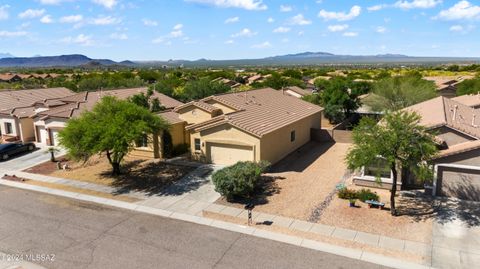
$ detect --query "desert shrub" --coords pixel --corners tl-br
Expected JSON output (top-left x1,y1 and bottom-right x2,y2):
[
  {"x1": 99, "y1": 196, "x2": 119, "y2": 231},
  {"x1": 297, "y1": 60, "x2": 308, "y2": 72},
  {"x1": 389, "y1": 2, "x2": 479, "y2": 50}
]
[
  {"x1": 356, "y1": 189, "x2": 380, "y2": 202},
  {"x1": 172, "y1": 143, "x2": 189, "y2": 156},
  {"x1": 337, "y1": 188, "x2": 358, "y2": 200},
  {"x1": 212, "y1": 161, "x2": 270, "y2": 200}
]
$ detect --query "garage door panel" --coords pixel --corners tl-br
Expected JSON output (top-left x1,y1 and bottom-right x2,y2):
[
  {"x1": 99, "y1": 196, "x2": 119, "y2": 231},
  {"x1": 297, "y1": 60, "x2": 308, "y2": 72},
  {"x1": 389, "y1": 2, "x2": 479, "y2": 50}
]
[
  {"x1": 51, "y1": 130, "x2": 60, "y2": 146},
  {"x1": 439, "y1": 168, "x2": 480, "y2": 201},
  {"x1": 208, "y1": 143, "x2": 253, "y2": 165}
]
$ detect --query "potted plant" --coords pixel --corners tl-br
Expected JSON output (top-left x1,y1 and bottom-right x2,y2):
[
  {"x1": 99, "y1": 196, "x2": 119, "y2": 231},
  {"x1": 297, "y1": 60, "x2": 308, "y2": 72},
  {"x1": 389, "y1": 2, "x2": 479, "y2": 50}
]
[{"x1": 349, "y1": 198, "x2": 356, "y2": 207}]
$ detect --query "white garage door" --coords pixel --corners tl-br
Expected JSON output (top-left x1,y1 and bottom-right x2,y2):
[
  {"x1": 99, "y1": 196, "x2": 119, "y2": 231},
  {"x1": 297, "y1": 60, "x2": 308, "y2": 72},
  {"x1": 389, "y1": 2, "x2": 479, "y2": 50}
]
[
  {"x1": 50, "y1": 129, "x2": 60, "y2": 146},
  {"x1": 439, "y1": 167, "x2": 480, "y2": 201},
  {"x1": 208, "y1": 143, "x2": 253, "y2": 165}
]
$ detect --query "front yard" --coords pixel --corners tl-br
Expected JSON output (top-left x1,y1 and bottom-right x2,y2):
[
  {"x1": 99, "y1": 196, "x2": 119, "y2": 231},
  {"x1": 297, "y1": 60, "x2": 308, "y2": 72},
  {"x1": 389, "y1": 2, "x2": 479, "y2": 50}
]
[
  {"x1": 25, "y1": 154, "x2": 196, "y2": 195},
  {"x1": 215, "y1": 141, "x2": 434, "y2": 243}
]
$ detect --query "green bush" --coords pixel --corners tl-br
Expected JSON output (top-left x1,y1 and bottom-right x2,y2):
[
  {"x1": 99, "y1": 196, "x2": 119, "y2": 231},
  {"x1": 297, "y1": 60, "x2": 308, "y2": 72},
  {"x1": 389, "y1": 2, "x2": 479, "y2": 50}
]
[
  {"x1": 356, "y1": 189, "x2": 379, "y2": 202},
  {"x1": 337, "y1": 188, "x2": 358, "y2": 200},
  {"x1": 212, "y1": 161, "x2": 270, "y2": 200}
]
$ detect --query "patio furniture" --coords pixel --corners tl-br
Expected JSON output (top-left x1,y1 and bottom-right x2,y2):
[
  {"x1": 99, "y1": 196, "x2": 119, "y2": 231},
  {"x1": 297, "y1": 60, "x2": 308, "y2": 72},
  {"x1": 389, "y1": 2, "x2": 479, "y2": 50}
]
[{"x1": 365, "y1": 200, "x2": 385, "y2": 209}]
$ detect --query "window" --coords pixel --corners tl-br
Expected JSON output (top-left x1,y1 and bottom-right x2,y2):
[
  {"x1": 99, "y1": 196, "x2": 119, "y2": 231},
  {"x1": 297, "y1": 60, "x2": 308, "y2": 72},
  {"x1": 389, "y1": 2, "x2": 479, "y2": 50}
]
[
  {"x1": 290, "y1": 130, "x2": 296, "y2": 142},
  {"x1": 194, "y1": 138, "x2": 201, "y2": 151},
  {"x1": 364, "y1": 159, "x2": 391, "y2": 179},
  {"x1": 4, "y1": 122, "x2": 12, "y2": 134},
  {"x1": 135, "y1": 134, "x2": 148, "y2": 148}
]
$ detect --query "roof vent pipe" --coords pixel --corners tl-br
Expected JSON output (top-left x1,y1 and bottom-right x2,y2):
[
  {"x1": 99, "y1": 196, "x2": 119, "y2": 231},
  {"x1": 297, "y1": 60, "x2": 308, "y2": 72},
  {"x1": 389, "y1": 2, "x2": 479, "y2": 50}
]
[{"x1": 452, "y1": 105, "x2": 458, "y2": 122}]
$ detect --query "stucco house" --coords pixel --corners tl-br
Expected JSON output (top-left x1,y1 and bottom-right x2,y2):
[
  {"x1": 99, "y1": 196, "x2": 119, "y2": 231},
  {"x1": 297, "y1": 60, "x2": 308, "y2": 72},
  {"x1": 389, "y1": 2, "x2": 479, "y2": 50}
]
[
  {"x1": 423, "y1": 76, "x2": 474, "y2": 98},
  {"x1": 31, "y1": 87, "x2": 184, "y2": 147},
  {"x1": 172, "y1": 88, "x2": 323, "y2": 165},
  {"x1": 354, "y1": 95, "x2": 480, "y2": 201},
  {"x1": 0, "y1": 87, "x2": 74, "y2": 143}
]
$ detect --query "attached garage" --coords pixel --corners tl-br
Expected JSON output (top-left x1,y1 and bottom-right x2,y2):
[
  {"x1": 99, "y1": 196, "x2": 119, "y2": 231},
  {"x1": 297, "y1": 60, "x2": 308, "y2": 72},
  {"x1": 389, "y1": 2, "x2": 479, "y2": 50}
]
[
  {"x1": 50, "y1": 129, "x2": 60, "y2": 146},
  {"x1": 436, "y1": 166, "x2": 480, "y2": 201},
  {"x1": 207, "y1": 142, "x2": 254, "y2": 165}
]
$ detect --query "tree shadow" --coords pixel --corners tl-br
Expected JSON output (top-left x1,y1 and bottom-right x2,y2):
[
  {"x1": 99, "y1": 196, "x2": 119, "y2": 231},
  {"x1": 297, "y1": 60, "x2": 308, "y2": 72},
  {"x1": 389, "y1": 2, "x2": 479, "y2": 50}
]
[
  {"x1": 396, "y1": 191, "x2": 436, "y2": 222},
  {"x1": 155, "y1": 165, "x2": 214, "y2": 197},
  {"x1": 103, "y1": 160, "x2": 198, "y2": 196},
  {"x1": 434, "y1": 198, "x2": 480, "y2": 227}
]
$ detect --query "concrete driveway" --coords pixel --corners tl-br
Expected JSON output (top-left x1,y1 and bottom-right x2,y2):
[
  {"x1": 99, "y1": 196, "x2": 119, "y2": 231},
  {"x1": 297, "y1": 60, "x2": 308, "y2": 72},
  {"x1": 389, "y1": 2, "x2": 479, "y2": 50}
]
[
  {"x1": 0, "y1": 146, "x2": 59, "y2": 172},
  {"x1": 432, "y1": 198, "x2": 480, "y2": 269}
]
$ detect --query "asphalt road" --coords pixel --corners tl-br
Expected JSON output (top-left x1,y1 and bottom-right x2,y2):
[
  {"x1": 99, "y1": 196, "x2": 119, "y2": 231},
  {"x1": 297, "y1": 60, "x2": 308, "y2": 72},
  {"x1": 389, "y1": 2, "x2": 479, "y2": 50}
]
[{"x1": 0, "y1": 186, "x2": 388, "y2": 269}]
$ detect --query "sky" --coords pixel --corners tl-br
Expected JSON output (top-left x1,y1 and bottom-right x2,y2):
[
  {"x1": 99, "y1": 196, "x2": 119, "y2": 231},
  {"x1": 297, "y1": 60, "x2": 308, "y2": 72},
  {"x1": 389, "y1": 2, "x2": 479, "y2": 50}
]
[{"x1": 0, "y1": 0, "x2": 479, "y2": 61}]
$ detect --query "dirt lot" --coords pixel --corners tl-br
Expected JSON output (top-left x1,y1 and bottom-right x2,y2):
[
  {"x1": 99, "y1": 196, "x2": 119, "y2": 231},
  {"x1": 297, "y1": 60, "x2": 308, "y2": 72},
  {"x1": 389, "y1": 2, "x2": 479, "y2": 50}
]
[
  {"x1": 217, "y1": 142, "x2": 351, "y2": 219},
  {"x1": 25, "y1": 155, "x2": 195, "y2": 195},
  {"x1": 319, "y1": 182, "x2": 434, "y2": 243}
]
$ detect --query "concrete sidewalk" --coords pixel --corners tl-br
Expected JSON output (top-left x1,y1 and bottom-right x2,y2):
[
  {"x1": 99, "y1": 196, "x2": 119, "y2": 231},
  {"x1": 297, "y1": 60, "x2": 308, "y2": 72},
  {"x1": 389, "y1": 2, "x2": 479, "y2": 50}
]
[{"x1": 0, "y1": 178, "x2": 433, "y2": 269}]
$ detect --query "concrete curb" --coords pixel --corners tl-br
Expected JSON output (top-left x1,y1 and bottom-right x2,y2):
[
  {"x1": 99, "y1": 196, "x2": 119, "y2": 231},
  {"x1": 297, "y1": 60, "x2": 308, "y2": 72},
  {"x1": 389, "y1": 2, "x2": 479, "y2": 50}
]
[{"x1": 0, "y1": 179, "x2": 435, "y2": 269}]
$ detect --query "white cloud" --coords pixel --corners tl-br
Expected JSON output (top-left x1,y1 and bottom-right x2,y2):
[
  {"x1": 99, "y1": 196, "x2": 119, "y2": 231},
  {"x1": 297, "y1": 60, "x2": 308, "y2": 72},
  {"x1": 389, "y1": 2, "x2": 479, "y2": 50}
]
[
  {"x1": 60, "y1": 15, "x2": 83, "y2": 23},
  {"x1": 91, "y1": 16, "x2": 121, "y2": 25},
  {"x1": 231, "y1": 28, "x2": 257, "y2": 37},
  {"x1": 62, "y1": 34, "x2": 94, "y2": 46},
  {"x1": 225, "y1": 16, "x2": 239, "y2": 23},
  {"x1": 435, "y1": 1, "x2": 480, "y2": 20},
  {"x1": 110, "y1": 32, "x2": 128, "y2": 40},
  {"x1": 152, "y1": 24, "x2": 187, "y2": 44},
  {"x1": 318, "y1": 5, "x2": 361, "y2": 21},
  {"x1": 92, "y1": 0, "x2": 117, "y2": 9},
  {"x1": 18, "y1": 9, "x2": 45, "y2": 19},
  {"x1": 394, "y1": 0, "x2": 442, "y2": 9},
  {"x1": 185, "y1": 0, "x2": 267, "y2": 11},
  {"x1": 376, "y1": 26, "x2": 387, "y2": 33},
  {"x1": 0, "y1": 30, "x2": 27, "y2": 37},
  {"x1": 143, "y1": 19, "x2": 158, "y2": 26},
  {"x1": 288, "y1": 14, "x2": 312, "y2": 25},
  {"x1": 343, "y1": 32, "x2": 358, "y2": 37},
  {"x1": 173, "y1": 24, "x2": 183, "y2": 30},
  {"x1": 0, "y1": 5, "x2": 9, "y2": 20},
  {"x1": 450, "y1": 25, "x2": 463, "y2": 31},
  {"x1": 170, "y1": 30, "x2": 183, "y2": 37},
  {"x1": 368, "y1": 4, "x2": 388, "y2": 11},
  {"x1": 225, "y1": 39, "x2": 234, "y2": 44},
  {"x1": 40, "y1": 15, "x2": 53, "y2": 23},
  {"x1": 267, "y1": 17, "x2": 274, "y2": 23},
  {"x1": 327, "y1": 24, "x2": 348, "y2": 32},
  {"x1": 251, "y1": 41, "x2": 271, "y2": 48},
  {"x1": 273, "y1": 26, "x2": 290, "y2": 33},
  {"x1": 280, "y1": 5, "x2": 292, "y2": 12}
]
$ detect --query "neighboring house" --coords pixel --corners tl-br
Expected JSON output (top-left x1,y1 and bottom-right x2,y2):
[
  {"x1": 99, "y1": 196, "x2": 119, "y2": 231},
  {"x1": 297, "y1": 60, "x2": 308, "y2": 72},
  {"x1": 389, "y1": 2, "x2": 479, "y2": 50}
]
[
  {"x1": 451, "y1": 93, "x2": 480, "y2": 109},
  {"x1": 173, "y1": 88, "x2": 323, "y2": 165},
  {"x1": 283, "y1": 86, "x2": 313, "y2": 98},
  {"x1": 0, "y1": 74, "x2": 22, "y2": 83},
  {"x1": 32, "y1": 87, "x2": 183, "y2": 148},
  {"x1": 354, "y1": 96, "x2": 480, "y2": 201},
  {"x1": 0, "y1": 88, "x2": 74, "y2": 143},
  {"x1": 423, "y1": 76, "x2": 474, "y2": 98},
  {"x1": 211, "y1": 77, "x2": 242, "y2": 89}
]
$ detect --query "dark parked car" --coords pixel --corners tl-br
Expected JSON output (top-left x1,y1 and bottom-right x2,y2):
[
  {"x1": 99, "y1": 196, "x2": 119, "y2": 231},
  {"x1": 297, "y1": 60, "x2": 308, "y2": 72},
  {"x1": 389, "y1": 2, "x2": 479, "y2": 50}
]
[{"x1": 0, "y1": 143, "x2": 36, "y2": 160}]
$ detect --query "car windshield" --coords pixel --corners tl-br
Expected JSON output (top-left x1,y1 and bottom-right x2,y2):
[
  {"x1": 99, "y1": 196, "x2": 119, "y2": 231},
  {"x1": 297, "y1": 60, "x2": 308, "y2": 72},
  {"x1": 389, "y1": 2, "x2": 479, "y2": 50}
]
[{"x1": 0, "y1": 144, "x2": 14, "y2": 151}]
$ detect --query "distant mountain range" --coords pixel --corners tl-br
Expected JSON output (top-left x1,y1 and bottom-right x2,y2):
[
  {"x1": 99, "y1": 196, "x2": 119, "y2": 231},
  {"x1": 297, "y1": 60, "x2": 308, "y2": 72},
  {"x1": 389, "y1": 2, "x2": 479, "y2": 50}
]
[{"x1": 0, "y1": 52, "x2": 479, "y2": 68}]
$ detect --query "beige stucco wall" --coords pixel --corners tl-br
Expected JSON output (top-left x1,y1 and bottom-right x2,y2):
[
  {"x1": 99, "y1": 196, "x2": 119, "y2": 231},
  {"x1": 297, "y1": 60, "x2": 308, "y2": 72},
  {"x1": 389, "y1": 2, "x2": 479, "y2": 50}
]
[
  {"x1": 19, "y1": 118, "x2": 35, "y2": 142},
  {"x1": 0, "y1": 117, "x2": 18, "y2": 137},
  {"x1": 434, "y1": 126, "x2": 476, "y2": 146},
  {"x1": 189, "y1": 123, "x2": 260, "y2": 163},
  {"x1": 170, "y1": 122, "x2": 186, "y2": 146},
  {"x1": 260, "y1": 113, "x2": 321, "y2": 164},
  {"x1": 177, "y1": 106, "x2": 213, "y2": 125}
]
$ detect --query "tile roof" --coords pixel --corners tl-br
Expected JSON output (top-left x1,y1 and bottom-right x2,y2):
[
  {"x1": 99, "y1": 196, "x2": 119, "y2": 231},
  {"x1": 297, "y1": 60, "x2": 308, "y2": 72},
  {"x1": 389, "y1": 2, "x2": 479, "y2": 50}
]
[
  {"x1": 36, "y1": 88, "x2": 184, "y2": 120},
  {"x1": 0, "y1": 87, "x2": 74, "y2": 115},
  {"x1": 433, "y1": 140, "x2": 480, "y2": 159},
  {"x1": 158, "y1": 111, "x2": 185, "y2": 125},
  {"x1": 284, "y1": 86, "x2": 312, "y2": 97},
  {"x1": 423, "y1": 76, "x2": 474, "y2": 91},
  {"x1": 186, "y1": 88, "x2": 323, "y2": 137},
  {"x1": 451, "y1": 94, "x2": 480, "y2": 108},
  {"x1": 174, "y1": 101, "x2": 221, "y2": 113}
]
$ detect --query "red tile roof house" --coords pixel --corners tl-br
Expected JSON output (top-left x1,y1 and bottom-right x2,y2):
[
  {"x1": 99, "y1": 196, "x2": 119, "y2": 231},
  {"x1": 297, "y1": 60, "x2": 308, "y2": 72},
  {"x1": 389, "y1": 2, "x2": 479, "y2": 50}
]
[
  {"x1": 0, "y1": 88, "x2": 74, "y2": 143},
  {"x1": 354, "y1": 95, "x2": 480, "y2": 201},
  {"x1": 31, "y1": 88, "x2": 183, "y2": 149}
]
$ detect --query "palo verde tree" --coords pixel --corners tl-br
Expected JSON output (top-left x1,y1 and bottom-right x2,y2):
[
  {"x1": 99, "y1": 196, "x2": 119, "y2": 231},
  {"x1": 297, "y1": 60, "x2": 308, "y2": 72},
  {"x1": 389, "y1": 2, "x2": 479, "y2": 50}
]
[
  {"x1": 365, "y1": 74, "x2": 437, "y2": 112},
  {"x1": 346, "y1": 111, "x2": 438, "y2": 216},
  {"x1": 58, "y1": 96, "x2": 169, "y2": 175}
]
